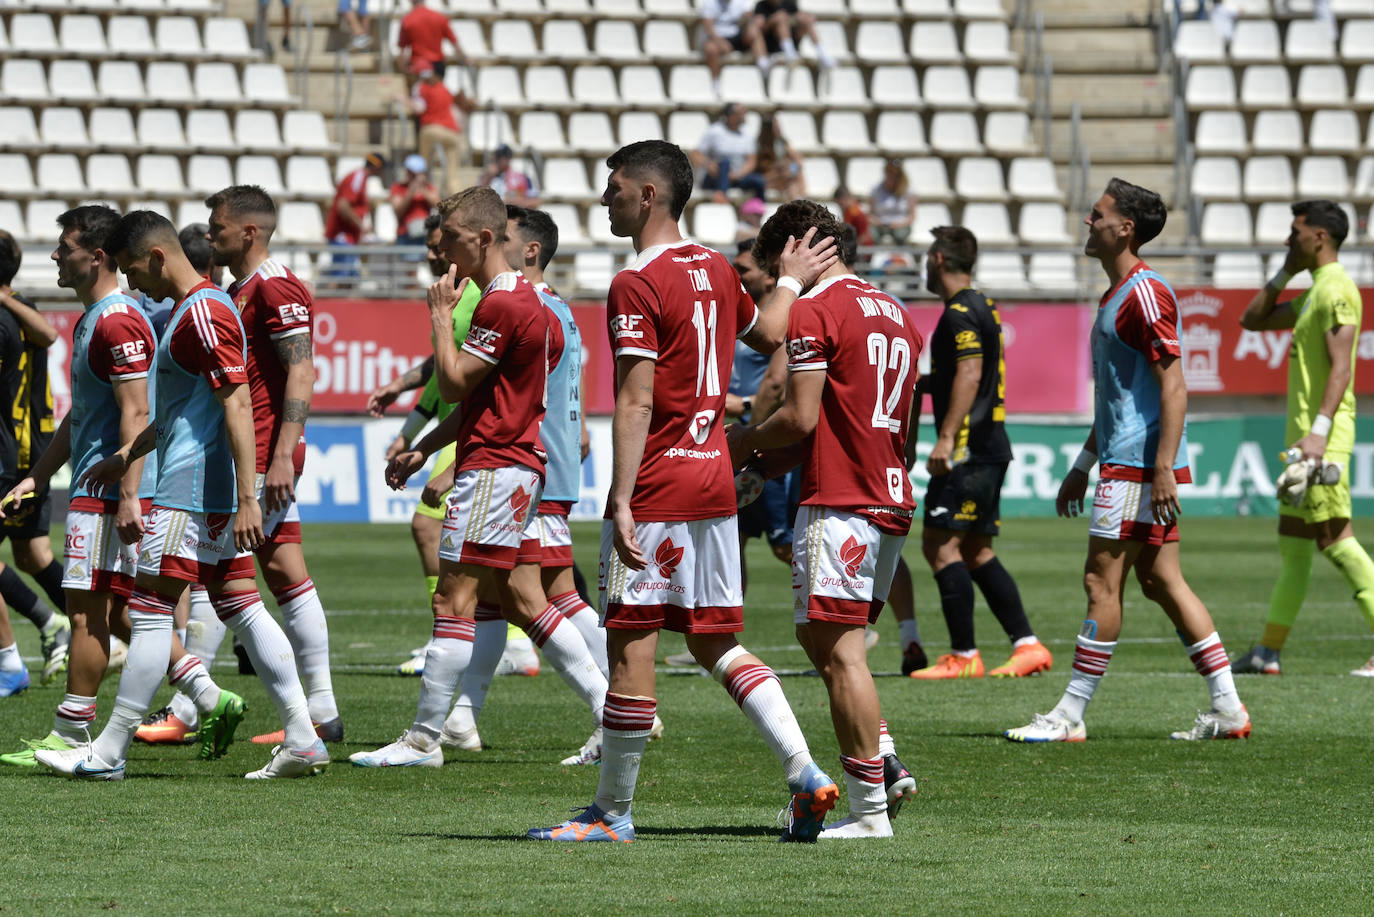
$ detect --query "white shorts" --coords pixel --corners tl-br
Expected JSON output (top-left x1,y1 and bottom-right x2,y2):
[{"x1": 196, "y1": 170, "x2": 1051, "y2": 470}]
[
  {"x1": 1087, "y1": 475, "x2": 1179, "y2": 546},
  {"x1": 137, "y1": 505, "x2": 255, "y2": 583},
  {"x1": 599, "y1": 515, "x2": 744, "y2": 634},
  {"x1": 533, "y1": 511, "x2": 573, "y2": 567},
  {"x1": 438, "y1": 465, "x2": 544, "y2": 569},
  {"x1": 254, "y1": 472, "x2": 302, "y2": 546},
  {"x1": 792, "y1": 505, "x2": 907, "y2": 626},
  {"x1": 62, "y1": 509, "x2": 140, "y2": 598}
]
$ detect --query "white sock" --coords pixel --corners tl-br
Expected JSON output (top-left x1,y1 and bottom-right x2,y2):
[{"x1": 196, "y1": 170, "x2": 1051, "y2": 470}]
[
  {"x1": 1054, "y1": 633, "x2": 1116, "y2": 723},
  {"x1": 552, "y1": 590, "x2": 609, "y2": 679},
  {"x1": 53, "y1": 693, "x2": 97, "y2": 743},
  {"x1": 781, "y1": 36, "x2": 797, "y2": 59},
  {"x1": 185, "y1": 586, "x2": 224, "y2": 667},
  {"x1": 274, "y1": 579, "x2": 338, "y2": 724},
  {"x1": 816, "y1": 44, "x2": 836, "y2": 68},
  {"x1": 897, "y1": 618, "x2": 919, "y2": 648},
  {"x1": 214, "y1": 589, "x2": 315, "y2": 750},
  {"x1": 174, "y1": 627, "x2": 186, "y2": 645},
  {"x1": 92, "y1": 600, "x2": 176, "y2": 765},
  {"x1": 169, "y1": 690, "x2": 199, "y2": 729},
  {"x1": 841, "y1": 755, "x2": 887, "y2": 817},
  {"x1": 877, "y1": 717, "x2": 896, "y2": 759},
  {"x1": 167, "y1": 654, "x2": 221, "y2": 714},
  {"x1": 450, "y1": 615, "x2": 505, "y2": 733},
  {"x1": 713, "y1": 647, "x2": 812, "y2": 787},
  {"x1": 525, "y1": 605, "x2": 607, "y2": 723},
  {"x1": 1185, "y1": 631, "x2": 1244, "y2": 715},
  {"x1": 412, "y1": 615, "x2": 473, "y2": 742},
  {"x1": 594, "y1": 692, "x2": 656, "y2": 819},
  {"x1": 0, "y1": 642, "x2": 21, "y2": 673}
]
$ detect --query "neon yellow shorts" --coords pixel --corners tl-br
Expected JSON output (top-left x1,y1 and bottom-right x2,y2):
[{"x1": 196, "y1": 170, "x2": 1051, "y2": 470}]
[
  {"x1": 413, "y1": 442, "x2": 457, "y2": 521},
  {"x1": 1279, "y1": 453, "x2": 1352, "y2": 525}
]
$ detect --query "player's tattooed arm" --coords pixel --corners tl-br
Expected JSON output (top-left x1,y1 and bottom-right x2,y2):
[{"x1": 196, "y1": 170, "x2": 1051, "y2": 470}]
[
  {"x1": 282, "y1": 398, "x2": 310, "y2": 424},
  {"x1": 273, "y1": 330, "x2": 313, "y2": 368},
  {"x1": 267, "y1": 330, "x2": 316, "y2": 512}
]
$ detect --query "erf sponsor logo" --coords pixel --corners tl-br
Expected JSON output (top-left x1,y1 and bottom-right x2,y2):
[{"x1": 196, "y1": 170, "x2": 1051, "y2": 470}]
[
  {"x1": 612, "y1": 314, "x2": 645, "y2": 340},
  {"x1": 277, "y1": 302, "x2": 310, "y2": 325},
  {"x1": 110, "y1": 340, "x2": 147, "y2": 366}
]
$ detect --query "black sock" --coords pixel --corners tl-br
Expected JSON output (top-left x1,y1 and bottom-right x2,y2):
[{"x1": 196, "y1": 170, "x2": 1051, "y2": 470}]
[
  {"x1": 933, "y1": 562, "x2": 976, "y2": 652},
  {"x1": 970, "y1": 557, "x2": 1034, "y2": 643},
  {"x1": 33, "y1": 560, "x2": 67, "y2": 614},
  {"x1": 572, "y1": 562, "x2": 591, "y2": 605},
  {"x1": 0, "y1": 565, "x2": 53, "y2": 630}
]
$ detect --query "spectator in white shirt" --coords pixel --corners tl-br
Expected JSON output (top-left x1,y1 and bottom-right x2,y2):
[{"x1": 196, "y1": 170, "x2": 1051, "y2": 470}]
[{"x1": 693, "y1": 103, "x2": 767, "y2": 201}]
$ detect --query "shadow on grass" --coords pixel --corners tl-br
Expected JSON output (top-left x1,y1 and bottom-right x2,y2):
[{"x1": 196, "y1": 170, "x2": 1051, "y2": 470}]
[{"x1": 402, "y1": 823, "x2": 780, "y2": 841}]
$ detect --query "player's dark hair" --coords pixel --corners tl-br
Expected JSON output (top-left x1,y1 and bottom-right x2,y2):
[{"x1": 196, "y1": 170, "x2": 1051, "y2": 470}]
[
  {"x1": 204, "y1": 184, "x2": 278, "y2": 240},
  {"x1": 424, "y1": 213, "x2": 442, "y2": 235},
  {"x1": 0, "y1": 230, "x2": 19, "y2": 288},
  {"x1": 751, "y1": 199, "x2": 844, "y2": 277},
  {"x1": 507, "y1": 204, "x2": 559, "y2": 270},
  {"x1": 1292, "y1": 199, "x2": 1349, "y2": 248},
  {"x1": 179, "y1": 223, "x2": 213, "y2": 274},
  {"x1": 606, "y1": 140, "x2": 694, "y2": 220},
  {"x1": 735, "y1": 238, "x2": 755, "y2": 257},
  {"x1": 839, "y1": 223, "x2": 858, "y2": 269},
  {"x1": 56, "y1": 204, "x2": 121, "y2": 256},
  {"x1": 929, "y1": 225, "x2": 977, "y2": 274},
  {"x1": 107, "y1": 210, "x2": 180, "y2": 259},
  {"x1": 1104, "y1": 177, "x2": 1166, "y2": 247}
]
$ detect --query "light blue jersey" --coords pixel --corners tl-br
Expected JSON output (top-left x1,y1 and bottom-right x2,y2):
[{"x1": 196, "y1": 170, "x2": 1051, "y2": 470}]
[
  {"x1": 535, "y1": 282, "x2": 582, "y2": 504},
  {"x1": 151, "y1": 284, "x2": 248, "y2": 513},
  {"x1": 729, "y1": 341, "x2": 770, "y2": 423},
  {"x1": 1091, "y1": 265, "x2": 1189, "y2": 475},
  {"x1": 68, "y1": 292, "x2": 157, "y2": 511}
]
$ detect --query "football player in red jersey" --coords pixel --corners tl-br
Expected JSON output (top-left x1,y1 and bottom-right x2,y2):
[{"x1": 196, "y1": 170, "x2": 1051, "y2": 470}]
[{"x1": 730, "y1": 201, "x2": 923, "y2": 838}]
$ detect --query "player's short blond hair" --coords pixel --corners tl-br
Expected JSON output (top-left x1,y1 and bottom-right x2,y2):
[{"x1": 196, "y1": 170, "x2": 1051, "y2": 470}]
[{"x1": 438, "y1": 187, "x2": 508, "y2": 243}]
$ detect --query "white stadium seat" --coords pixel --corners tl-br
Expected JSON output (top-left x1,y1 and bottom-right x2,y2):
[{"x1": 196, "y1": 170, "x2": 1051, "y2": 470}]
[
  {"x1": 906, "y1": 156, "x2": 954, "y2": 201},
  {"x1": 543, "y1": 203, "x2": 587, "y2": 245},
  {"x1": 691, "y1": 202, "x2": 736, "y2": 246},
  {"x1": 235, "y1": 155, "x2": 285, "y2": 195},
  {"x1": 818, "y1": 67, "x2": 871, "y2": 108},
  {"x1": 90, "y1": 107, "x2": 138, "y2": 150},
  {"x1": 1297, "y1": 155, "x2": 1350, "y2": 198},
  {"x1": 177, "y1": 200, "x2": 210, "y2": 229},
  {"x1": 49, "y1": 60, "x2": 98, "y2": 102},
  {"x1": 10, "y1": 15, "x2": 58, "y2": 55},
  {"x1": 88, "y1": 153, "x2": 134, "y2": 197},
  {"x1": 490, "y1": 20, "x2": 539, "y2": 60},
  {"x1": 806, "y1": 20, "x2": 851, "y2": 63},
  {"x1": 821, "y1": 110, "x2": 871, "y2": 152},
  {"x1": 976, "y1": 252, "x2": 1028, "y2": 289},
  {"x1": 973, "y1": 66, "x2": 1027, "y2": 109},
  {"x1": 908, "y1": 20, "x2": 961, "y2": 64},
  {"x1": 194, "y1": 62, "x2": 241, "y2": 103},
  {"x1": 911, "y1": 202, "x2": 952, "y2": 241},
  {"x1": 477, "y1": 65, "x2": 525, "y2": 107},
  {"x1": 870, "y1": 66, "x2": 921, "y2": 109},
  {"x1": 1239, "y1": 65, "x2": 1290, "y2": 109},
  {"x1": 0, "y1": 155, "x2": 37, "y2": 197},
  {"x1": 845, "y1": 156, "x2": 885, "y2": 191},
  {"x1": 186, "y1": 108, "x2": 235, "y2": 152},
  {"x1": 768, "y1": 66, "x2": 817, "y2": 106},
  {"x1": 922, "y1": 66, "x2": 976, "y2": 109},
  {"x1": 1018, "y1": 202, "x2": 1071, "y2": 245},
  {"x1": 138, "y1": 108, "x2": 189, "y2": 151},
  {"x1": 955, "y1": 0, "x2": 1008, "y2": 18},
  {"x1": 1285, "y1": 18, "x2": 1336, "y2": 63},
  {"x1": 1193, "y1": 110, "x2": 1247, "y2": 154},
  {"x1": 1243, "y1": 155, "x2": 1296, "y2": 200},
  {"x1": 1295, "y1": 64, "x2": 1347, "y2": 108},
  {"x1": 983, "y1": 111, "x2": 1035, "y2": 155},
  {"x1": 59, "y1": 15, "x2": 108, "y2": 55},
  {"x1": 100, "y1": 60, "x2": 150, "y2": 103},
  {"x1": 1007, "y1": 157, "x2": 1063, "y2": 201},
  {"x1": 954, "y1": 157, "x2": 1005, "y2": 201},
  {"x1": 593, "y1": 20, "x2": 641, "y2": 60},
  {"x1": 666, "y1": 110, "x2": 709, "y2": 149},
  {"x1": 961, "y1": 202, "x2": 1015, "y2": 245},
  {"x1": 1028, "y1": 252, "x2": 1079, "y2": 293},
  {"x1": 856, "y1": 21, "x2": 908, "y2": 64},
  {"x1": 276, "y1": 201, "x2": 325, "y2": 243},
  {"x1": 1173, "y1": 20, "x2": 1225, "y2": 62},
  {"x1": 1340, "y1": 19, "x2": 1374, "y2": 63},
  {"x1": 36, "y1": 153, "x2": 85, "y2": 196},
  {"x1": 156, "y1": 16, "x2": 203, "y2": 56},
  {"x1": 802, "y1": 157, "x2": 841, "y2": 196},
  {"x1": 136, "y1": 154, "x2": 187, "y2": 196},
  {"x1": 542, "y1": 20, "x2": 590, "y2": 61},
  {"x1": 26, "y1": 201, "x2": 69, "y2": 238},
  {"x1": 1199, "y1": 202, "x2": 1253, "y2": 246},
  {"x1": 206, "y1": 17, "x2": 255, "y2": 58},
  {"x1": 0, "y1": 201, "x2": 27, "y2": 242},
  {"x1": 963, "y1": 21, "x2": 1015, "y2": 63},
  {"x1": 1355, "y1": 65, "x2": 1374, "y2": 107},
  {"x1": 0, "y1": 108, "x2": 40, "y2": 148},
  {"x1": 929, "y1": 111, "x2": 984, "y2": 154},
  {"x1": 467, "y1": 110, "x2": 514, "y2": 151},
  {"x1": 1191, "y1": 156, "x2": 1243, "y2": 200},
  {"x1": 525, "y1": 66, "x2": 575, "y2": 108},
  {"x1": 1310, "y1": 109, "x2": 1360, "y2": 154},
  {"x1": 618, "y1": 65, "x2": 667, "y2": 107},
  {"x1": 450, "y1": 20, "x2": 489, "y2": 60},
  {"x1": 243, "y1": 64, "x2": 292, "y2": 104},
  {"x1": 1229, "y1": 19, "x2": 1279, "y2": 63},
  {"x1": 719, "y1": 65, "x2": 766, "y2": 104},
  {"x1": 542, "y1": 157, "x2": 592, "y2": 200},
  {"x1": 875, "y1": 111, "x2": 929, "y2": 155},
  {"x1": 1212, "y1": 252, "x2": 1264, "y2": 288},
  {"x1": 235, "y1": 109, "x2": 283, "y2": 151},
  {"x1": 1185, "y1": 65, "x2": 1237, "y2": 109},
  {"x1": 669, "y1": 65, "x2": 714, "y2": 104},
  {"x1": 285, "y1": 156, "x2": 334, "y2": 198},
  {"x1": 571, "y1": 65, "x2": 619, "y2": 106},
  {"x1": 1251, "y1": 109, "x2": 1303, "y2": 153},
  {"x1": 40, "y1": 107, "x2": 89, "y2": 150},
  {"x1": 517, "y1": 111, "x2": 565, "y2": 151},
  {"x1": 108, "y1": 17, "x2": 154, "y2": 53},
  {"x1": 618, "y1": 111, "x2": 663, "y2": 147},
  {"x1": 567, "y1": 111, "x2": 616, "y2": 154},
  {"x1": 283, "y1": 110, "x2": 334, "y2": 152},
  {"x1": 1254, "y1": 201, "x2": 1292, "y2": 244},
  {"x1": 642, "y1": 21, "x2": 692, "y2": 61},
  {"x1": 187, "y1": 154, "x2": 233, "y2": 194}
]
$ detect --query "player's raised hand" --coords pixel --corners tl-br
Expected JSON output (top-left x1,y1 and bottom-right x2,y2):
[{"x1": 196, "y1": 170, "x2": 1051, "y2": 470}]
[
  {"x1": 386, "y1": 450, "x2": 425, "y2": 490},
  {"x1": 778, "y1": 226, "x2": 839, "y2": 289},
  {"x1": 235, "y1": 500, "x2": 265, "y2": 552},
  {"x1": 114, "y1": 494, "x2": 145, "y2": 545},
  {"x1": 367, "y1": 385, "x2": 399, "y2": 417},
  {"x1": 0, "y1": 476, "x2": 36, "y2": 519},
  {"x1": 428, "y1": 264, "x2": 462, "y2": 316},
  {"x1": 1151, "y1": 467, "x2": 1180, "y2": 526},
  {"x1": 1056, "y1": 468, "x2": 1089, "y2": 518},
  {"x1": 611, "y1": 503, "x2": 647, "y2": 570},
  {"x1": 263, "y1": 458, "x2": 295, "y2": 514}
]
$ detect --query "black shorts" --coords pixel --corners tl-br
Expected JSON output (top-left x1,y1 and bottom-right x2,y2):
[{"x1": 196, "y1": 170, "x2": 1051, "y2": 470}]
[
  {"x1": 922, "y1": 461, "x2": 1007, "y2": 536},
  {"x1": 0, "y1": 477, "x2": 52, "y2": 543},
  {"x1": 727, "y1": 31, "x2": 752, "y2": 52},
  {"x1": 738, "y1": 477, "x2": 791, "y2": 547}
]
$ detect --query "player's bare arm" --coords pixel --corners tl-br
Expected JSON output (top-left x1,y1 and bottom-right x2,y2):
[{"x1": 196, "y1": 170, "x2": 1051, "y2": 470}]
[
  {"x1": 0, "y1": 289, "x2": 59, "y2": 348},
  {"x1": 742, "y1": 228, "x2": 838, "y2": 354},
  {"x1": 751, "y1": 345, "x2": 789, "y2": 422},
  {"x1": 79, "y1": 420, "x2": 157, "y2": 490},
  {"x1": 1149, "y1": 355, "x2": 1187, "y2": 525},
  {"x1": 905, "y1": 376, "x2": 925, "y2": 471},
  {"x1": 421, "y1": 458, "x2": 455, "y2": 508},
  {"x1": 0, "y1": 414, "x2": 71, "y2": 517},
  {"x1": 1295, "y1": 323, "x2": 1356, "y2": 461},
  {"x1": 1240, "y1": 248, "x2": 1303, "y2": 331},
  {"x1": 1057, "y1": 425, "x2": 1098, "y2": 518},
  {"x1": 266, "y1": 330, "x2": 316, "y2": 513},
  {"x1": 727, "y1": 369, "x2": 824, "y2": 468},
  {"x1": 386, "y1": 405, "x2": 464, "y2": 489},
  {"x1": 214, "y1": 382, "x2": 265, "y2": 551},
  {"x1": 928, "y1": 356, "x2": 981, "y2": 477},
  {"x1": 368, "y1": 355, "x2": 433, "y2": 416},
  {"x1": 609, "y1": 356, "x2": 655, "y2": 570},
  {"x1": 111, "y1": 374, "x2": 150, "y2": 544}
]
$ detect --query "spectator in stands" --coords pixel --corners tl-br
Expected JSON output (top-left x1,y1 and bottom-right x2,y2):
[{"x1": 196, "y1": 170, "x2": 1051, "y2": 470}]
[
  {"x1": 754, "y1": 0, "x2": 836, "y2": 70},
  {"x1": 327, "y1": 152, "x2": 386, "y2": 252},
  {"x1": 390, "y1": 154, "x2": 440, "y2": 244},
  {"x1": 701, "y1": 0, "x2": 771, "y2": 98},
  {"x1": 479, "y1": 144, "x2": 541, "y2": 208},
  {"x1": 756, "y1": 112, "x2": 805, "y2": 200},
  {"x1": 407, "y1": 63, "x2": 471, "y2": 196},
  {"x1": 340, "y1": 0, "x2": 372, "y2": 50},
  {"x1": 835, "y1": 186, "x2": 872, "y2": 246},
  {"x1": 261, "y1": 0, "x2": 296, "y2": 53},
  {"x1": 870, "y1": 158, "x2": 916, "y2": 245},
  {"x1": 694, "y1": 103, "x2": 767, "y2": 202},
  {"x1": 397, "y1": 0, "x2": 463, "y2": 86},
  {"x1": 736, "y1": 197, "x2": 766, "y2": 242}
]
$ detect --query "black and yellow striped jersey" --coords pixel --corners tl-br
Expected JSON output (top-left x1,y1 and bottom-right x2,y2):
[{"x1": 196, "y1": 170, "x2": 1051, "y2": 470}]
[
  {"x1": 927, "y1": 286, "x2": 1011, "y2": 464},
  {"x1": 0, "y1": 292, "x2": 55, "y2": 478}
]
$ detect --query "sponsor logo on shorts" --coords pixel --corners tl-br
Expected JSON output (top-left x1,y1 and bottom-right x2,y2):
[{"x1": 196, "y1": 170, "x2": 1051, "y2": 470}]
[
  {"x1": 509, "y1": 486, "x2": 531, "y2": 525},
  {"x1": 837, "y1": 535, "x2": 867, "y2": 578},
  {"x1": 653, "y1": 538, "x2": 684, "y2": 578},
  {"x1": 955, "y1": 499, "x2": 979, "y2": 522},
  {"x1": 67, "y1": 563, "x2": 85, "y2": 580},
  {"x1": 205, "y1": 514, "x2": 230, "y2": 541},
  {"x1": 1094, "y1": 515, "x2": 1112, "y2": 528},
  {"x1": 441, "y1": 535, "x2": 456, "y2": 548},
  {"x1": 65, "y1": 531, "x2": 87, "y2": 553}
]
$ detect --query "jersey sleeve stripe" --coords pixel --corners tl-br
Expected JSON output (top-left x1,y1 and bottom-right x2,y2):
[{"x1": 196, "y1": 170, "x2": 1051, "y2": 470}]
[
  {"x1": 460, "y1": 341, "x2": 500, "y2": 365},
  {"x1": 268, "y1": 327, "x2": 311, "y2": 340},
  {"x1": 613, "y1": 346, "x2": 658, "y2": 360},
  {"x1": 737, "y1": 305, "x2": 759, "y2": 340},
  {"x1": 1137, "y1": 279, "x2": 1161, "y2": 324},
  {"x1": 789, "y1": 362, "x2": 828, "y2": 372},
  {"x1": 190, "y1": 299, "x2": 219, "y2": 349},
  {"x1": 114, "y1": 371, "x2": 149, "y2": 381}
]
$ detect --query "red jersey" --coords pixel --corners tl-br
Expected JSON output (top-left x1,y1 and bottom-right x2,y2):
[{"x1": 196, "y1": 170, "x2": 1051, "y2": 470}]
[
  {"x1": 389, "y1": 180, "x2": 436, "y2": 231},
  {"x1": 398, "y1": 5, "x2": 456, "y2": 74},
  {"x1": 786, "y1": 274, "x2": 923, "y2": 534},
  {"x1": 607, "y1": 240, "x2": 758, "y2": 521},
  {"x1": 325, "y1": 167, "x2": 369, "y2": 244},
  {"x1": 414, "y1": 80, "x2": 459, "y2": 131},
  {"x1": 457, "y1": 271, "x2": 554, "y2": 476},
  {"x1": 227, "y1": 258, "x2": 312, "y2": 474},
  {"x1": 1105, "y1": 261, "x2": 1182, "y2": 365}
]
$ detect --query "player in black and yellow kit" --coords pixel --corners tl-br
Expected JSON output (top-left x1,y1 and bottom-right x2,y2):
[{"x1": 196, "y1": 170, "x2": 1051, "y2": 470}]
[
  {"x1": 0, "y1": 230, "x2": 70, "y2": 693},
  {"x1": 907, "y1": 226, "x2": 1052, "y2": 680}
]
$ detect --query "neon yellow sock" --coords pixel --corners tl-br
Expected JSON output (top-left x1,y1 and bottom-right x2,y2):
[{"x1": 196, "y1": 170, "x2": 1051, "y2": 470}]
[
  {"x1": 507, "y1": 621, "x2": 525, "y2": 641},
  {"x1": 1322, "y1": 537, "x2": 1374, "y2": 632},
  {"x1": 1261, "y1": 535, "x2": 1314, "y2": 650},
  {"x1": 425, "y1": 575, "x2": 439, "y2": 601}
]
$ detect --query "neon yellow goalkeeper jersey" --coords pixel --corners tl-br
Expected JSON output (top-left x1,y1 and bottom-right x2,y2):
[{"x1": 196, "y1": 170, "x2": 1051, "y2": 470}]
[
  {"x1": 1286, "y1": 260, "x2": 1362, "y2": 456},
  {"x1": 417, "y1": 279, "x2": 481, "y2": 422}
]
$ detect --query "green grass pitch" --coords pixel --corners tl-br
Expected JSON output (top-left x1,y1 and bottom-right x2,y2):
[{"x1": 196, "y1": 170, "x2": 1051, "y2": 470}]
[{"x1": 2, "y1": 518, "x2": 1372, "y2": 915}]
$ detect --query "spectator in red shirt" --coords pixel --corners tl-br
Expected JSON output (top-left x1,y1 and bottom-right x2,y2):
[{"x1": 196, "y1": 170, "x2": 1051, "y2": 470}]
[
  {"x1": 397, "y1": 0, "x2": 463, "y2": 85},
  {"x1": 390, "y1": 154, "x2": 440, "y2": 244},
  {"x1": 407, "y1": 63, "x2": 470, "y2": 195},
  {"x1": 325, "y1": 153, "x2": 386, "y2": 282},
  {"x1": 835, "y1": 185, "x2": 872, "y2": 246},
  {"x1": 479, "y1": 144, "x2": 541, "y2": 208}
]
